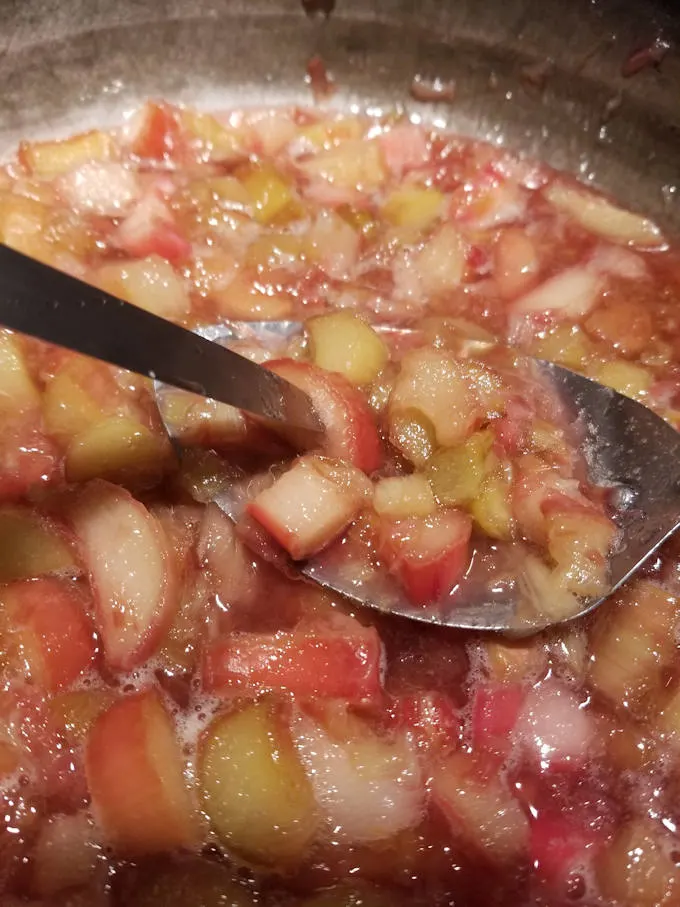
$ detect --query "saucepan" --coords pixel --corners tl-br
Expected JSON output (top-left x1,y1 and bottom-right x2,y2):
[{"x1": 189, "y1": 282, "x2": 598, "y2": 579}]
[{"x1": 0, "y1": 0, "x2": 678, "y2": 904}]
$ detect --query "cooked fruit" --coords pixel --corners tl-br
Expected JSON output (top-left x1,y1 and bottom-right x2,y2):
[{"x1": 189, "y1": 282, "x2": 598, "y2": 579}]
[
  {"x1": 266, "y1": 359, "x2": 383, "y2": 472},
  {"x1": 0, "y1": 577, "x2": 95, "y2": 691},
  {"x1": 379, "y1": 510, "x2": 472, "y2": 605},
  {"x1": 307, "y1": 311, "x2": 388, "y2": 385},
  {"x1": 202, "y1": 620, "x2": 383, "y2": 701},
  {"x1": 0, "y1": 507, "x2": 76, "y2": 583},
  {"x1": 388, "y1": 349, "x2": 481, "y2": 448},
  {"x1": 248, "y1": 457, "x2": 370, "y2": 559},
  {"x1": 373, "y1": 474, "x2": 436, "y2": 519},
  {"x1": 69, "y1": 480, "x2": 178, "y2": 670},
  {"x1": 432, "y1": 751, "x2": 529, "y2": 862},
  {"x1": 291, "y1": 709, "x2": 424, "y2": 843},
  {"x1": 86, "y1": 690, "x2": 199, "y2": 854},
  {"x1": 199, "y1": 701, "x2": 317, "y2": 865}
]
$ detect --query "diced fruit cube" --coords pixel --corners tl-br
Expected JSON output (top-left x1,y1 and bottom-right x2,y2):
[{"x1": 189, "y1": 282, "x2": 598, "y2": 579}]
[
  {"x1": 596, "y1": 360, "x2": 652, "y2": 399},
  {"x1": 65, "y1": 416, "x2": 174, "y2": 487},
  {"x1": 596, "y1": 820, "x2": 680, "y2": 906},
  {"x1": 181, "y1": 108, "x2": 245, "y2": 163},
  {"x1": 246, "y1": 232, "x2": 306, "y2": 271},
  {"x1": 414, "y1": 224, "x2": 466, "y2": 296},
  {"x1": 516, "y1": 554, "x2": 582, "y2": 623},
  {"x1": 203, "y1": 620, "x2": 383, "y2": 701},
  {"x1": 69, "y1": 480, "x2": 178, "y2": 671},
  {"x1": 471, "y1": 683, "x2": 524, "y2": 755},
  {"x1": 49, "y1": 689, "x2": 116, "y2": 746},
  {"x1": 0, "y1": 577, "x2": 95, "y2": 691},
  {"x1": 494, "y1": 228, "x2": 539, "y2": 299},
  {"x1": 58, "y1": 161, "x2": 139, "y2": 216},
  {"x1": 388, "y1": 408, "x2": 436, "y2": 467},
  {"x1": 307, "y1": 210, "x2": 359, "y2": 279},
  {"x1": 86, "y1": 690, "x2": 199, "y2": 854},
  {"x1": 266, "y1": 359, "x2": 383, "y2": 472},
  {"x1": 378, "y1": 123, "x2": 430, "y2": 178},
  {"x1": 0, "y1": 507, "x2": 76, "y2": 583},
  {"x1": 95, "y1": 255, "x2": 190, "y2": 320},
  {"x1": 381, "y1": 187, "x2": 443, "y2": 231},
  {"x1": 114, "y1": 194, "x2": 191, "y2": 264},
  {"x1": 585, "y1": 298, "x2": 653, "y2": 358},
  {"x1": 373, "y1": 475, "x2": 436, "y2": 519},
  {"x1": 393, "y1": 691, "x2": 462, "y2": 754},
  {"x1": 515, "y1": 680, "x2": 594, "y2": 770},
  {"x1": 426, "y1": 430, "x2": 494, "y2": 506},
  {"x1": 389, "y1": 349, "x2": 482, "y2": 448},
  {"x1": 545, "y1": 504, "x2": 615, "y2": 597},
  {"x1": 248, "y1": 457, "x2": 369, "y2": 560},
  {"x1": 379, "y1": 509, "x2": 472, "y2": 606},
  {"x1": 239, "y1": 163, "x2": 300, "y2": 224},
  {"x1": 588, "y1": 580, "x2": 679, "y2": 715},
  {"x1": 129, "y1": 102, "x2": 181, "y2": 160},
  {"x1": 483, "y1": 637, "x2": 546, "y2": 683},
  {"x1": 199, "y1": 701, "x2": 317, "y2": 865},
  {"x1": 291, "y1": 709, "x2": 424, "y2": 843},
  {"x1": 0, "y1": 417, "x2": 60, "y2": 501},
  {"x1": 529, "y1": 324, "x2": 593, "y2": 370},
  {"x1": 18, "y1": 130, "x2": 114, "y2": 176},
  {"x1": 545, "y1": 181, "x2": 664, "y2": 247},
  {"x1": 307, "y1": 312, "x2": 388, "y2": 385},
  {"x1": 0, "y1": 331, "x2": 40, "y2": 413},
  {"x1": 530, "y1": 812, "x2": 604, "y2": 885},
  {"x1": 300, "y1": 139, "x2": 386, "y2": 190},
  {"x1": 470, "y1": 470, "x2": 514, "y2": 540},
  {"x1": 0, "y1": 195, "x2": 51, "y2": 262},
  {"x1": 248, "y1": 109, "x2": 298, "y2": 156},
  {"x1": 432, "y1": 751, "x2": 529, "y2": 862},
  {"x1": 512, "y1": 267, "x2": 603, "y2": 320},
  {"x1": 42, "y1": 356, "x2": 130, "y2": 442},
  {"x1": 196, "y1": 501, "x2": 259, "y2": 613},
  {"x1": 29, "y1": 811, "x2": 100, "y2": 896}
]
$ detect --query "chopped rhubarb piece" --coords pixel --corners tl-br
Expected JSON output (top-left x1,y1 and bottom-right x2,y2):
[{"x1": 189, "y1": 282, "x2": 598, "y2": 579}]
[
  {"x1": 378, "y1": 123, "x2": 430, "y2": 178},
  {"x1": 58, "y1": 161, "x2": 139, "y2": 216},
  {"x1": 515, "y1": 680, "x2": 594, "y2": 771},
  {"x1": 432, "y1": 751, "x2": 530, "y2": 862},
  {"x1": 69, "y1": 480, "x2": 178, "y2": 671},
  {"x1": 129, "y1": 101, "x2": 181, "y2": 161},
  {"x1": 531, "y1": 812, "x2": 605, "y2": 883},
  {"x1": 85, "y1": 690, "x2": 199, "y2": 854},
  {"x1": 200, "y1": 701, "x2": 317, "y2": 865},
  {"x1": 394, "y1": 691, "x2": 462, "y2": 754},
  {"x1": 388, "y1": 349, "x2": 484, "y2": 448},
  {"x1": 0, "y1": 577, "x2": 95, "y2": 691},
  {"x1": 0, "y1": 417, "x2": 61, "y2": 501},
  {"x1": 115, "y1": 194, "x2": 191, "y2": 264},
  {"x1": 291, "y1": 708, "x2": 424, "y2": 843},
  {"x1": 247, "y1": 457, "x2": 369, "y2": 560},
  {"x1": 18, "y1": 130, "x2": 114, "y2": 176},
  {"x1": 379, "y1": 510, "x2": 472, "y2": 606},
  {"x1": 266, "y1": 359, "x2": 383, "y2": 472},
  {"x1": 471, "y1": 683, "x2": 525, "y2": 754},
  {"x1": 202, "y1": 620, "x2": 383, "y2": 702}
]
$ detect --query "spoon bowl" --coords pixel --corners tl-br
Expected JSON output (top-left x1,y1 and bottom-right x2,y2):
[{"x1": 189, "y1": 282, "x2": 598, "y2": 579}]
[{"x1": 155, "y1": 320, "x2": 680, "y2": 635}]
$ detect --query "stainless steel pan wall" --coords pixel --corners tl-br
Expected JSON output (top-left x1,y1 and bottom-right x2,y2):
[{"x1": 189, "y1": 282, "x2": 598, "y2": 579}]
[{"x1": 0, "y1": 0, "x2": 677, "y2": 228}]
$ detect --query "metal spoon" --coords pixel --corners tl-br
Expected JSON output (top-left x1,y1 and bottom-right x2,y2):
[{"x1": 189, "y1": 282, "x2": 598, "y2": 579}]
[
  {"x1": 155, "y1": 320, "x2": 680, "y2": 636},
  {"x1": 0, "y1": 245, "x2": 678, "y2": 635}
]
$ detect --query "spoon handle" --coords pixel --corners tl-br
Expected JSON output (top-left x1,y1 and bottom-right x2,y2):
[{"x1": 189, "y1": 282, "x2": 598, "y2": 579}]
[{"x1": 0, "y1": 244, "x2": 322, "y2": 434}]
